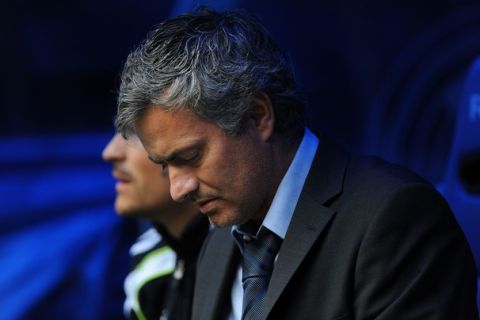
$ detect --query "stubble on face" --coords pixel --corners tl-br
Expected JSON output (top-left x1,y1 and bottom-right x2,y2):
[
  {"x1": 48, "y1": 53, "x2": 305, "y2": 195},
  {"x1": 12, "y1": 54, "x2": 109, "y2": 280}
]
[
  {"x1": 203, "y1": 140, "x2": 274, "y2": 228},
  {"x1": 135, "y1": 106, "x2": 277, "y2": 228}
]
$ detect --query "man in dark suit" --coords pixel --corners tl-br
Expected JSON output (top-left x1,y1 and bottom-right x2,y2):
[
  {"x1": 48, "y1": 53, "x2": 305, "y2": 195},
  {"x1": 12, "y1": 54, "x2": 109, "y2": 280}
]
[{"x1": 114, "y1": 8, "x2": 478, "y2": 319}]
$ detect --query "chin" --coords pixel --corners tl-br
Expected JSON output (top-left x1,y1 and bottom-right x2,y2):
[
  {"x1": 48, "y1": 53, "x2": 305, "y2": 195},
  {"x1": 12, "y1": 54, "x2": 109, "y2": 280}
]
[
  {"x1": 207, "y1": 209, "x2": 246, "y2": 228},
  {"x1": 114, "y1": 200, "x2": 139, "y2": 217},
  {"x1": 115, "y1": 207, "x2": 136, "y2": 217},
  {"x1": 207, "y1": 217, "x2": 228, "y2": 228}
]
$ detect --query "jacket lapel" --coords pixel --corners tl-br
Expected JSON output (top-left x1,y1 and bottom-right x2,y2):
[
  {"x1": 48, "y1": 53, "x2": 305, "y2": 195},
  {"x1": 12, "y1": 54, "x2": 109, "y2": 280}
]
[
  {"x1": 262, "y1": 141, "x2": 348, "y2": 318},
  {"x1": 194, "y1": 228, "x2": 239, "y2": 320}
]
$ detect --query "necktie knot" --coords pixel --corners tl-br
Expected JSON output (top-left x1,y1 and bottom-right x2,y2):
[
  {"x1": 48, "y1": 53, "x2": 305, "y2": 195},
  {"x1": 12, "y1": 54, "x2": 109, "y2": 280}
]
[{"x1": 234, "y1": 226, "x2": 282, "y2": 320}]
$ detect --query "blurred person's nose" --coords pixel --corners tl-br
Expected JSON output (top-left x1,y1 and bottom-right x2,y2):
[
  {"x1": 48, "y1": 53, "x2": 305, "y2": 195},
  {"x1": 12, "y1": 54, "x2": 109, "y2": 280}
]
[{"x1": 102, "y1": 133, "x2": 126, "y2": 162}]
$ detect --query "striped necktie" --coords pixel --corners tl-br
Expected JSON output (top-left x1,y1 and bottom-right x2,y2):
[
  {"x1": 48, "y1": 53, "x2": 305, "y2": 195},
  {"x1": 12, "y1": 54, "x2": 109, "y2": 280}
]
[{"x1": 238, "y1": 228, "x2": 282, "y2": 320}]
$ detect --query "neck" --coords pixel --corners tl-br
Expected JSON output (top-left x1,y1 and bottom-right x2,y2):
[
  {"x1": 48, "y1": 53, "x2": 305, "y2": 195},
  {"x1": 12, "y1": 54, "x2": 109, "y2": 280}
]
[{"x1": 251, "y1": 132, "x2": 303, "y2": 224}]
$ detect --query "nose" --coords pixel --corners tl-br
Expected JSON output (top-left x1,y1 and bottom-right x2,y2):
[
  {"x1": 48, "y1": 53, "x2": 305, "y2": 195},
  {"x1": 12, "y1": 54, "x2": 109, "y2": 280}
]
[
  {"x1": 168, "y1": 167, "x2": 199, "y2": 202},
  {"x1": 102, "y1": 133, "x2": 126, "y2": 162}
]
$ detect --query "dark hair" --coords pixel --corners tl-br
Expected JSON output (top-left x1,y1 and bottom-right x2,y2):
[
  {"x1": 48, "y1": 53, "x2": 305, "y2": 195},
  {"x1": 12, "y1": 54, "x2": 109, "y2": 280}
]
[{"x1": 116, "y1": 8, "x2": 305, "y2": 141}]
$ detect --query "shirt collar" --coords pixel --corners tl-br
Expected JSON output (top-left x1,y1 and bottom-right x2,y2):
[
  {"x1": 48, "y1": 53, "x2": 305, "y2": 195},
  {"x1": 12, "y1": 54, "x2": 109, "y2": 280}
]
[{"x1": 232, "y1": 128, "x2": 319, "y2": 241}]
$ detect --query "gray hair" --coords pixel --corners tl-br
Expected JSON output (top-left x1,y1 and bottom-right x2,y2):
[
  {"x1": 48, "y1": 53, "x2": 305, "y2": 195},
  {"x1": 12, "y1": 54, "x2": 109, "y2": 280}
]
[{"x1": 115, "y1": 8, "x2": 305, "y2": 140}]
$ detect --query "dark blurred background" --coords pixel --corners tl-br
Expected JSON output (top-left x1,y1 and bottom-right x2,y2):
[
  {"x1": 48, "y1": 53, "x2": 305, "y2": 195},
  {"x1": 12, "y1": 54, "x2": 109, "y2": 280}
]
[{"x1": 1, "y1": 0, "x2": 479, "y2": 318}]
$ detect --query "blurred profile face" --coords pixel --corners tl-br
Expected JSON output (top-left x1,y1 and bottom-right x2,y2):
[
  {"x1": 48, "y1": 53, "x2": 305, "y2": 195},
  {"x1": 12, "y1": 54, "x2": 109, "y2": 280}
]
[
  {"x1": 102, "y1": 133, "x2": 175, "y2": 218},
  {"x1": 135, "y1": 106, "x2": 276, "y2": 228}
]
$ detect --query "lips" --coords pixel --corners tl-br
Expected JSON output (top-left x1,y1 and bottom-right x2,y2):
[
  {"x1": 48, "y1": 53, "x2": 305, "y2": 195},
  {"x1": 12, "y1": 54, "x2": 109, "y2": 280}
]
[
  {"x1": 112, "y1": 170, "x2": 133, "y2": 192},
  {"x1": 197, "y1": 197, "x2": 218, "y2": 214},
  {"x1": 112, "y1": 171, "x2": 131, "y2": 183}
]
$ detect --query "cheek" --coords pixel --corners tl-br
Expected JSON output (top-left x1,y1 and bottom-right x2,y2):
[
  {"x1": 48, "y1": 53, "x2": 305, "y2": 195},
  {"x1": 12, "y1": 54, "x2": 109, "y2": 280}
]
[
  {"x1": 225, "y1": 152, "x2": 267, "y2": 201},
  {"x1": 141, "y1": 173, "x2": 170, "y2": 201},
  {"x1": 199, "y1": 134, "x2": 266, "y2": 197},
  {"x1": 136, "y1": 161, "x2": 166, "y2": 193}
]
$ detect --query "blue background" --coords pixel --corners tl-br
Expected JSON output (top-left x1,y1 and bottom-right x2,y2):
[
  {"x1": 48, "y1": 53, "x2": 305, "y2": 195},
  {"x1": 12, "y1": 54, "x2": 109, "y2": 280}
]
[{"x1": 1, "y1": 0, "x2": 479, "y2": 318}]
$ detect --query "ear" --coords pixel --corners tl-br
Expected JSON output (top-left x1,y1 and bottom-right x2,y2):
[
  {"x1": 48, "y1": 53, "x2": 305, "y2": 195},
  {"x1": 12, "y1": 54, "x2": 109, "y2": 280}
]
[{"x1": 250, "y1": 91, "x2": 275, "y2": 142}]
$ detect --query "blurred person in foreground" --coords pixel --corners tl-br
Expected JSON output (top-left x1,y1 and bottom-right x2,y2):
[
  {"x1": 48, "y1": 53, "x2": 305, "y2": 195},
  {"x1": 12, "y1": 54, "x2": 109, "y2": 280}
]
[
  {"x1": 114, "y1": 8, "x2": 478, "y2": 320},
  {"x1": 102, "y1": 133, "x2": 209, "y2": 320}
]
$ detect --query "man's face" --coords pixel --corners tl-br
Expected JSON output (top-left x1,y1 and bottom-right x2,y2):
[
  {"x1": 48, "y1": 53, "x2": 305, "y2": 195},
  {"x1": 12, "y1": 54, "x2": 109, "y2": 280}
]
[
  {"x1": 102, "y1": 133, "x2": 175, "y2": 218},
  {"x1": 135, "y1": 107, "x2": 276, "y2": 228}
]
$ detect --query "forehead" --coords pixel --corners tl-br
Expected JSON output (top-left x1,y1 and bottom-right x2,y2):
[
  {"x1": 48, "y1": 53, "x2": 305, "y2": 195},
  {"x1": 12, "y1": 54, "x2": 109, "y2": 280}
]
[{"x1": 135, "y1": 106, "x2": 220, "y2": 155}]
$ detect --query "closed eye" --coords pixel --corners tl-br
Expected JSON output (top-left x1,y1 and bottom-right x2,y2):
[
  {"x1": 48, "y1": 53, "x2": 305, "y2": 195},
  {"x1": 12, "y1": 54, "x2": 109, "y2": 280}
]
[
  {"x1": 175, "y1": 151, "x2": 200, "y2": 165},
  {"x1": 148, "y1": 141, "x2": 204, "y2": 169}
]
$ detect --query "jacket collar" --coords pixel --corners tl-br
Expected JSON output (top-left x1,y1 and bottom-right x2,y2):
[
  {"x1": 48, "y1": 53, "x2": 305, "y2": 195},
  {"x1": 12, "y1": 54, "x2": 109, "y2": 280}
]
[{"x1": 262, "y1": 140, "x2": 348, "y2": 319}]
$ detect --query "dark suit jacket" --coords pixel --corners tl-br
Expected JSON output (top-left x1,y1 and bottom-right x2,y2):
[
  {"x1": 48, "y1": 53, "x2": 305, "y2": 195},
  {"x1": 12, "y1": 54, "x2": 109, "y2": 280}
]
[{"x1": 192, "y1": 141, "x2": 478, "y2": 320}]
